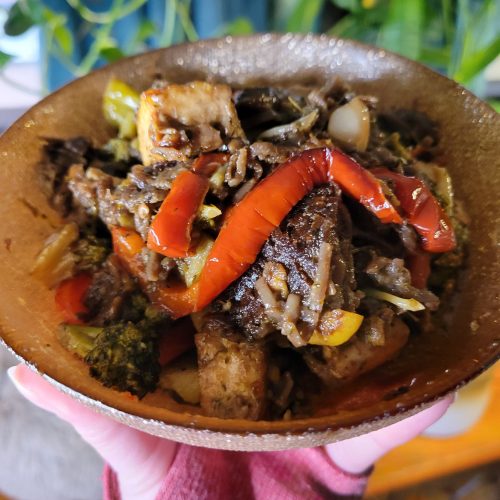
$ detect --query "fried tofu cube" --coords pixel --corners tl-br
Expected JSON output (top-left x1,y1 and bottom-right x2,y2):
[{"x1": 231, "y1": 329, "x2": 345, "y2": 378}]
[
  {"x1": 195, "y1": 329, "x2": 268, "y2": 420},
  {"x1": 137, "y1": 81, "x2": 245, "y2": 165}
]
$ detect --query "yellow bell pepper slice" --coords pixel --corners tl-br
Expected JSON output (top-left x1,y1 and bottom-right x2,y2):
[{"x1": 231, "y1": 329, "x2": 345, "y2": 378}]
[
  {"x1": 308, "y1": 309, "x2": 364, "y2": 347},
  {"x1": 103, "y1": 78, "x2": 140, "y2": 139}
]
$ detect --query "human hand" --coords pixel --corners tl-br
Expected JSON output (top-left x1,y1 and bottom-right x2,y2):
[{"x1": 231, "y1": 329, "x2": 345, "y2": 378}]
[
  {"x1": 8, "y1": 364, "x2": 177, "y2": 500},
  {"x1": 8, "y1": 364, "x2": 452, "y2": 499},
  {"x1": 325, "y1": 394, "x2": 453, "y2": 474}
]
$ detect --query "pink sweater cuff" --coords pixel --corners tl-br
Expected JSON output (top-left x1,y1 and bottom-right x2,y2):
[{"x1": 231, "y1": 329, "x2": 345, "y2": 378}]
[
  {"x1": 103, "y1": 445, "x2": 371, "y2": 499},
  {"x1": 103, "y1": 464, "x2": 121, "y2": 500}
]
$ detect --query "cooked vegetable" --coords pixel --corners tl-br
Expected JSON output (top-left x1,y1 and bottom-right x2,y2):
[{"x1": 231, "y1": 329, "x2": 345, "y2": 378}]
[
  {"x1": 197, "y1": 147, "x2": 401, "y2": 311},
  {"x1": 74, "y1": 236, "x2": 109, "y2": 272},
  {"x1": 364, "y1": 288, "x2": 425, "y2": 312},
  {"x1": 111, "y1": 225, "x2": 143, "y2": 258},
  {"x1": 281, "y1": 293, "x2": 304, "y2": 347},
  {"x1": 55, "y1": 273, "x2": 92, "y2": 324},
  {"x1": 147, "y1": 171, "x2": 209, "y2": 258},
  {"x1": 58, "y1": 324, "x2": 102, "y2": 358},
  {"x1": 103, "y1": 78, "x2": 140, "y2": 139},
  {"x1": 304, "y1": 241, "x2": 333, "y2": 328},
  {"x1": 328, "y1": 97, "x2": 370, "y2": 151},
  {"x1": 176, "y1": 236, "x2": 213, "y2": 288},
  {"x1": 259, "y1": 109, "x2": 319, "y2": 143},
  {"x1": 414, "y1": 161, "x2": 454, "y2": 214},
  {"x1": 112, "y1": 226, "x2": 197, "y2": 318},
  {"x1": 198, "y1": 205, "x2": 222, "y2": 223},
  {"x1": 308, "y1": 310, "x2": 364, "y2": 346},
  {"x1": 159, "y1": 317, "x2": 196, "y2": 366},
  {"x1": 373, "y1": 168, "x2": 456, "y2": 253},
  {"x1": 32, "y1": 223, "x2": 79, "y2": 287},
  {"x1": 254, "y1": 276, "x2": 283, "y2": 323},
  {"x1": 192, "y1": 152, "x2": 230, "y2": 176},
  {"x1": 159, "y1": 354, "x2": 200, "y2": 404},
  {"x1": 406, "y1": 252, "x2": 431, "y2": 289},
  {"x1": 59, "y1": 320, "x2": 161, "y2": 398},
  {"x1": 40, "y1": 78, "x2": 465, "y2": 418}
]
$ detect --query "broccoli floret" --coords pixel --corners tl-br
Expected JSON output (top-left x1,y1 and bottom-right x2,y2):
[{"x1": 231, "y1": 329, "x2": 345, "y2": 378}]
[
  {"x1": 74, "y1": 235, "x2": 110, "y2": 272},
  {"x1": 59, "y1": 320, "x2": 161, "y2": 398},
  {"x1": 120, "y1": 292, "x2": 167, "y2": 324}
]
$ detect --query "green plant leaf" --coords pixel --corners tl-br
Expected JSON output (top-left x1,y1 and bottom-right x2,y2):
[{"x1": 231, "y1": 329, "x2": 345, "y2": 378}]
[
  {"x1": 330, "y1": 0, "x2": 361, "y2": 12},
  {"x1": 286, "y1": 0, "x2": 324, "y2": 33},
  {"x1": 100, "y1": 47, "x2": 125, "y2": 63},
  {"x1": 454, "y1": 36, "x2": 500, "y2": 84},
  {"x1": 4, "y1": 1, "x2": 35, "y2": 36},
  {"x1": 175, "y1": 0, "x2": 198, "y2": 42},
  {"x1": 328, "y1": 12, "x2": 378, "y2": 39},
  {"x1": 419, "y1": 46, "x2": 450, "y2": 68},
  {"x1": 487, "y1": 100, "x2": 500, "y2": 113},
  {"x1": 449, "y1": 0, "x2": 500, "y2": 84},
  {"x1": 65, "y1": 0, "x2": 148, "y2": 25},
  {"x1": 376, "y1": 0, "x2": 424, "y2": 60},
  {"x1": 0, "y1": 50, "x2": 13, "y2": 69},
  {"x1": 135, "y1": 19, "x2": 157, "y2": 43},
  {"x1": 222, "y1": 17, "x2": 254, "y2": 36},
  {"x1": 53, "y1": 24, "x2": 74, "y2": 56},
  {"x1": 126, "y1": 19, "x2": 157, "y2": 53}
]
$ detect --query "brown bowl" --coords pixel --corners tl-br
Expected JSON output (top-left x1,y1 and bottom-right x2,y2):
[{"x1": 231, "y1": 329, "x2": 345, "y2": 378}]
[{"x1": 0, "y1": 34, "x2": 499, "y2": 451}]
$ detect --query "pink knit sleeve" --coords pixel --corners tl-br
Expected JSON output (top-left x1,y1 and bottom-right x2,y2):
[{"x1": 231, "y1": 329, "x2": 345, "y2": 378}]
[
  {"x1": 153, "y1": 445, "x2": 370, "y2": 499},
  {"x1": 102, "y1": 445, "x2": 371, "y2": 500},
  {"x1": 102, "y1": 464, "x2": 121, "y2": 500}
]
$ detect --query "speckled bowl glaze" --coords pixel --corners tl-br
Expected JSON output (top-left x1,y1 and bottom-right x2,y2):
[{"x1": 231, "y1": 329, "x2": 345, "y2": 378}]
[{"x1": 0, "y1": 34, "x2": 499, "y2": 451}]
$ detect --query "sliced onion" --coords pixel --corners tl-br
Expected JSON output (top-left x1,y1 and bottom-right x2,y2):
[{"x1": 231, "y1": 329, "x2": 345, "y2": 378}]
[
  {"x1": 255, "y1": 276, "x2": 282, "y2": 323},
  {"x1": 328, "y1": 97, "x2": 370, "y2": 151},
  {"x1": 226, "y1": 147, "x2": 247, "y2": 187},
  {"x1": 301, "y1": 242, "x2": 332, "y2": 329},
  {"x1": 258, "y1": 109, "x2": 319, "y2": 142},
  {"x1": 284, "y1": 293, "x2": 300, "y2": 323},
  {"x1": 309, "y1": 242, "x2": 333, "y2": 312},
  {"x1": 364, "y1": 288, "x2": 425, "y2": 312},
  {"x1": 281, "y1": 294, "x2": 305, "y2": 348},
  {"x1": 233, "y1": 178, "x2": 256, "y2": 203}
]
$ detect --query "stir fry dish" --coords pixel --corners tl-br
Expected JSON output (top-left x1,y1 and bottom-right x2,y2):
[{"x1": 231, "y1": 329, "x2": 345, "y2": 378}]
[{"x1": 34, "y1": 78, "x2": 467, "y2": 420}]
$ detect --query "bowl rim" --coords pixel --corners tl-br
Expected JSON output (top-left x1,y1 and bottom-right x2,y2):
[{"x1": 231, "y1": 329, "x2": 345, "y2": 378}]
[{"x1": 1, "y1": 32, "x2": 499, "y2": 437}]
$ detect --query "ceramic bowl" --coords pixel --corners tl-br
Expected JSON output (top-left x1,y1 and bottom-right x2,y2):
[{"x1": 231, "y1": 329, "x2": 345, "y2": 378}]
[{"x1": 0, "y1": 34, "x2": 499, "y2": 451}]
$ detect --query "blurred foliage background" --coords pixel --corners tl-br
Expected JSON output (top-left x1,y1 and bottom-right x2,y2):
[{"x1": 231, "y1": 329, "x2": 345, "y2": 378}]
[{"x1": 0, "y1": 0, "x2": 499, "y2": 105}]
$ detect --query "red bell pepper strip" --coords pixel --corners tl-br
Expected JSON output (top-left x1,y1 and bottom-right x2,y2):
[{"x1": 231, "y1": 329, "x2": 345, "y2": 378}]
[
  {"x1": 112, "y1": 226, "x2": 197, "y2": 318},
  {"x1": 158, "y1": 317, "x2": 196, "y2": 366},
  {"x1": 192, "y1": 152, "x2": 229, "y2": 176},
  {"x1": 55, "y1": 273, "x2": 92, "y2": 324},
  {"x1": 196, "y1": 148, "x2": 401, "y2": 310},
  {"x1": 115, "y1": 149, "x2": 399, "y2": 316},
  {"x1": 147, "y1": 170, "x2": 209, "y2": 258},
  {"x1": 406, "y1": 252, "x2": 431, "y2": 289},
  {"x1": 372, "y1": 168, "x2": 456, "y2": 253}
]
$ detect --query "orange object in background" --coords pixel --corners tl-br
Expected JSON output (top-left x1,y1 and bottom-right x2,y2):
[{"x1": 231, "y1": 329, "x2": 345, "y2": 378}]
[{"x1": 366, "y1": 364, "x2": 500, "y2": 496}]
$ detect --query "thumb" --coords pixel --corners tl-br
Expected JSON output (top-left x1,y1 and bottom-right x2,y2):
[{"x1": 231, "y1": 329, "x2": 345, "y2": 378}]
[
  {"x1": 325, "y1": 395, "x2": 453, "y2": 474},
  {"x1": 8, "y1": 364, "x2": 177, "y2": 500}
]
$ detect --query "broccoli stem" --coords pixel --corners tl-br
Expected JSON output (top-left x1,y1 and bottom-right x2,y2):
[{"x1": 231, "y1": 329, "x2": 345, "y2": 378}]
[{"x1": 58, "y1": 324, "x2": 103, "y2": 358}]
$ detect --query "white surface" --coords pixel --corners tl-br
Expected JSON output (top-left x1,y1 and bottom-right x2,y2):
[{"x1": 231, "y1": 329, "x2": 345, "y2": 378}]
[
  {"x1": 0, "y1": 345, "x2": 103, "y2": 500},
  {"x1": 424, "y1": 368, "x2": 494, "y2": 438},
  {"x1": 0, "y1": 62, "x2": 41, "y2": 128}
]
